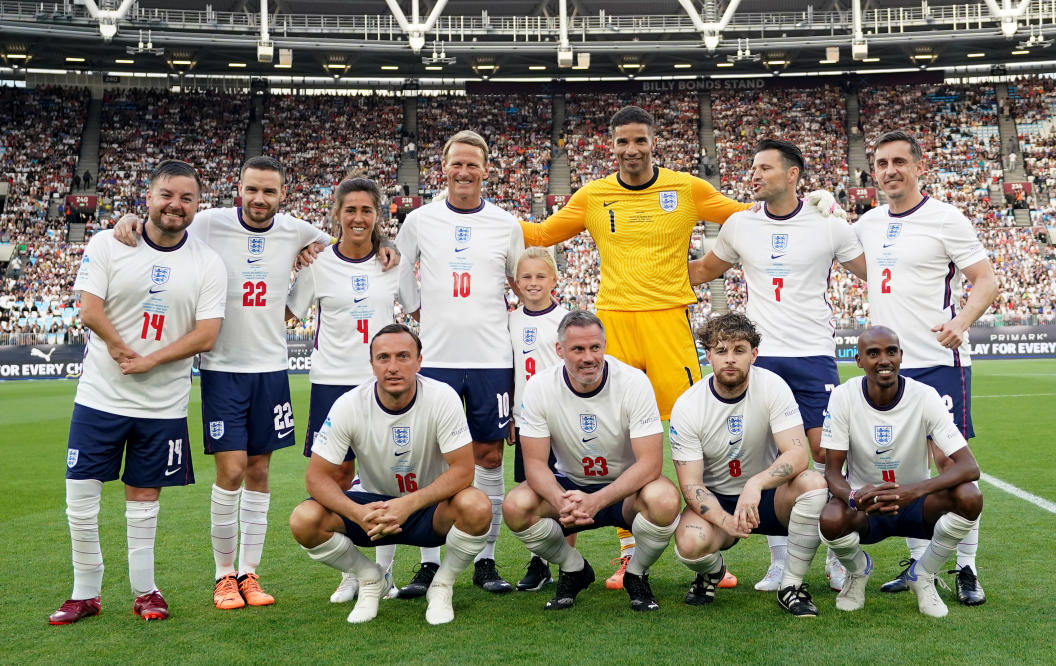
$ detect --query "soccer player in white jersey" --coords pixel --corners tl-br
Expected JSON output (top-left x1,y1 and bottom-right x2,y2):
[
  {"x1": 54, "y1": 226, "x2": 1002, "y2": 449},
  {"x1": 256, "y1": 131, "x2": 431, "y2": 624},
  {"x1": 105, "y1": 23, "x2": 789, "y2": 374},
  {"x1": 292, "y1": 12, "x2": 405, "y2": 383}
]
[
  {"x1": 286, "y1": 177, "x2": 417, "y2": 603},
  {"x1": 819, "y1": 326, "x2": 983, "y2": 618},
  {"x1": 507, "y1": 247, "x2": 567, "y2": 591},
  {"x1": 503, "y1": 311, "x2": 680, "y2": 612},
  {"x1": 288, "y1": 324, "x2": 491, "y2": 625},
  {"x1": 395, "y1": 130, "x2": 525, "y2": 595},
  {"x1": 688, "y1": 139, "x2": 867, "y2": 592},
  {"x1": 855, "y1": 131, "x2": 997, "y2": 606},
  {"x1": 669, "y1": 312, "x2": 829, "y2": 618},
  {"x1": 114, "y1": 156, "x2": 337, "y2": 610},
  {"x1": 50, "y1": 160, "x2": 226, "y2": 625}
]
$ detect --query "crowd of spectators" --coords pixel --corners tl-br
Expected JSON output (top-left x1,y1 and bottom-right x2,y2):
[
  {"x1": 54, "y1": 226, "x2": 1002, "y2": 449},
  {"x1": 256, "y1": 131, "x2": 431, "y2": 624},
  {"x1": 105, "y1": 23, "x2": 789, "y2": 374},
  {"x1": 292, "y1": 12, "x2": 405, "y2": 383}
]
[
  {"x1": 416, "y1": 94, "x2": 551, "y2": 221},
  {"x1": 1010, "y1": 76, "x2": 1056, "y2": 203},
  {"x1": 263, "y1": 93, "x2": 403, "y2": 231},
  {"x1": 96, "y1": 89, "x2": 248, "y2": 216}
]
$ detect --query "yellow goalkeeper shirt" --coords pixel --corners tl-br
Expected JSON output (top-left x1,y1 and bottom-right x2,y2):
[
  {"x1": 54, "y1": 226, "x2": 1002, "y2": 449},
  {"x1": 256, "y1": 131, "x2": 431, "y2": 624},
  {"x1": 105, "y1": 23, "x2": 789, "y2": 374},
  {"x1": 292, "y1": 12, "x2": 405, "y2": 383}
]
[{"x1": 521, "y1": 167, "x2": 749, "y2": 311}]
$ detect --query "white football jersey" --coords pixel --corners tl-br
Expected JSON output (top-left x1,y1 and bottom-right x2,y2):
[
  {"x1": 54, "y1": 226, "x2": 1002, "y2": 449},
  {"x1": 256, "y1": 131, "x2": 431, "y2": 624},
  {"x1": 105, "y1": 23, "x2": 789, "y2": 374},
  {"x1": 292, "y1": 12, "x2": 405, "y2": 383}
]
[
  {"x1": 395, "y1": 199, "x2": 524, "y2": 368},
  {"x1": 854, "y1": 197, "x2": 988, "y2": 368},
  {"x1": 822, "y1": 375, "x2": 967, "y2": 488},
  {"x1": 73, "y1": 230, "x2": 227, "y2": 418},
  {"x1": 509, "y1": 302, "x2": 567, "y2": 426},
  {"x1": 312, "y1": 376, "x2": 471, "y2": 495},
  {"x1": 518, "y1": 355, "x2": 663, "y2": 485},
  {"x1": 669, "y1": 367, "x2": 802, "y2": 495},
  {"x1": 713, "y1": 201, "x2": 862, "y2": 357},
  {"x1": 188, "y1": 207, "x2": 331, "y2": 373},
  {"x1": 287, "y1": 246, "x2": 417, "y2": 386}
]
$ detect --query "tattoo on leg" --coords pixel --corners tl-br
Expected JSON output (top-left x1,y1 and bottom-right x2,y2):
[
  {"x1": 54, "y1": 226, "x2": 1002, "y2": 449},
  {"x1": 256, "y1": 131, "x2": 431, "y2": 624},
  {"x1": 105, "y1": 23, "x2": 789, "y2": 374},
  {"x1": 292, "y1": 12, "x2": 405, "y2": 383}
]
[{"x1": 769, "y1": 463, "x2": 793, "y2": 479}]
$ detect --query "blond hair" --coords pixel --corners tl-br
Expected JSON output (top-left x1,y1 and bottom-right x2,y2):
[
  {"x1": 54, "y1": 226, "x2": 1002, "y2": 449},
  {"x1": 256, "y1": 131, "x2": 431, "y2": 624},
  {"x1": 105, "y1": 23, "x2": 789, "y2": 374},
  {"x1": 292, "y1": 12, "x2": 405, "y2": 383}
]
[
  {"x1": 442, "y1": 129, "x2": 489, "y2": 163},
  {"x1": 516, "y1": 246, "x2": 558, "y2": 277}
]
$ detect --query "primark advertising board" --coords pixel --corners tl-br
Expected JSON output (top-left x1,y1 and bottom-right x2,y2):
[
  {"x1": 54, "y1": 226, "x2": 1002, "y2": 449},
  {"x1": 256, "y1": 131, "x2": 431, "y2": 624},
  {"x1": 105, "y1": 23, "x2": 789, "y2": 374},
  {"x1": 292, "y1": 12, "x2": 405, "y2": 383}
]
[{"x1": 4, "y1": 327, "x2": 1054, "y2": 381}]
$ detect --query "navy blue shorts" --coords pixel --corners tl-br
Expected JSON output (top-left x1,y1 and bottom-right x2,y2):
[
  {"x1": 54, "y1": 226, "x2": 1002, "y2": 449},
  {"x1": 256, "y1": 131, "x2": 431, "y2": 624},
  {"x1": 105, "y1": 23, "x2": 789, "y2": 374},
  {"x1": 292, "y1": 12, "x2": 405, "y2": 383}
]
[
  {"x1": 66, "y1": 403, "x2": 194, "y2": 487},
  {"x1": 419, "y1": 367, "x2": 514, "y2": 442},
  {"x1": 554, "y1": 476, "x2": 632, "y2": 535},
  {"x1": 754, "y1": 355, "x2": 838, "y2": 430},
  {"x1": 304, "y1": 383, "x2": 355, "y2": 461},
  {"x1": 714, "y1": 488, "x2": 786, "y2": 537},
  {"x1": 901, "y1": 366, "x2": 974, "y2": 439},
  {"x1": 512, "y1": 426, "x2": 558, "y2": 483},
  {"x1": 200, "y1": 369, "x2": 295, "y2": 455},
  {"x1": 860, "y1": 496, "x2": 931, "y2": 545},
  {"x1": 335, "y1": 491, "x2": 445, "y2": 548}
]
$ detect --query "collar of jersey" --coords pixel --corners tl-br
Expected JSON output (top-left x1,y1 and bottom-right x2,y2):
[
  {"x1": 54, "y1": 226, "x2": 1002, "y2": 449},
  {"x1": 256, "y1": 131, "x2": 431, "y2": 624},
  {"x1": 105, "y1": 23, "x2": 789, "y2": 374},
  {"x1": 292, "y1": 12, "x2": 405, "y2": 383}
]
[
  {"x1": 142, "y1": 225, "x2": 188, "y2": 253},
  {"x1": 887, "y1": 195, "x2": 929, "y2": 218},
  {"x1": 445, "y1": 199, "x2": 485, "y2": 214},
  {"x1": 374, "y1": 379, "x2": 419, "y2": 415},
  {"x1": 764, "y1": 200, "x2": 803, "y2": 221},
  {"x1": 562, "y1": 361, "x2": 608, "y2": 398},
  {"x1": 237, "y1": 206, "x2": 275, "y2": 233},
  {"x1": 708, "y1": 375, "x2": 747, "y2": 404},
  {"x1": 333, "y1": 244, "x2": 375, "y2": 264},
  {"x1": 524, "y1": 301, "x2": 560, "y2": 317},
  {"x1": 860, "y1": 375, "x2": 905, "y2": 411},
  {"x1": 616, "y1": 166, "x2": 659, "y2": 191}
]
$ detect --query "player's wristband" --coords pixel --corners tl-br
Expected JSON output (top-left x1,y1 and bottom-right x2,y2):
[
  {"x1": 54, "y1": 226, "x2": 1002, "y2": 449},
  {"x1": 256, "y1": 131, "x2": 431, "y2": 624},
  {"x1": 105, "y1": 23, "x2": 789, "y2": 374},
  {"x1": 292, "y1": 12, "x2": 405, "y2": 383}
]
[{"x1": 847, "y1": 489, "x2": 858, "y2": 511}]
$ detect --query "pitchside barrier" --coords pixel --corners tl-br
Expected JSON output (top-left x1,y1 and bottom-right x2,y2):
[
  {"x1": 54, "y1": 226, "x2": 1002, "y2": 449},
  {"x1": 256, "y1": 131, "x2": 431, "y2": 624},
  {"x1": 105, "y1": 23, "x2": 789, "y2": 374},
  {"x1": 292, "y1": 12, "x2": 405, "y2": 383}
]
[{"x1": 4, "y1": 327, "x2": 1055, "y2": 381}]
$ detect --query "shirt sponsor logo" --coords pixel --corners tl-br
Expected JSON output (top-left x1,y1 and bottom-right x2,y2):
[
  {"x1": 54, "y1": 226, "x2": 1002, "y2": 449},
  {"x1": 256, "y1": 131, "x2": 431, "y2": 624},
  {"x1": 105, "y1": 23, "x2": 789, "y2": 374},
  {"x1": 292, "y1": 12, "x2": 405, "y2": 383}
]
[
  {"x1": 770, "y1": 233, "x2": 789, "y2": 252},
  {"x1": 580, "y1": 413, "x2": 598, "y2": 434},
  {"x1": 658, "y1": 190, "x2": 678, "y2": 212},
  {"x1": 151, "y1": 265, "x2": 171, "y2": 285},
  {"x1": 248, "y1": 236, "x2": 266, "y2": 256},
  {"x1": 209, "y1": 420, "x2": 225, "y2": 440},
  {"x1": 523, "y1": 327, "x2": 537, "y2": 346},
  {"x1": 352, "y1": 274, "x2": 369, "y2": 295},
  {"x1": 873, "y1": 424, "x2": 893, "y2": 446},
  {"x1": 603, "y1": 200, "x2": 618, "y2": 207},
  {"x1": 67, "y1": 448, "x2": 79, "y2": 468},
  {"x1": 727, "y1": 415, "x2": 743, "y2": 436}
]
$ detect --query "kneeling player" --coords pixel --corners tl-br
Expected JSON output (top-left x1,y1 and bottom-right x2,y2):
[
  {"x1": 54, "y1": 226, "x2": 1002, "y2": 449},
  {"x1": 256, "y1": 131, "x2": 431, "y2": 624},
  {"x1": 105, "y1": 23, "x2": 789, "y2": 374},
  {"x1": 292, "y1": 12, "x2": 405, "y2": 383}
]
[
  {"x1": 819, "y1": 326, "x2": 982, "y2": 618},
  {"x1": 289, "y1": 324, "x2": 491, "y2": 625},
  {"x1": 503, "y1": 311, "x2": 681, "y2": 612},
  {"x1": 669, "y1": 313, "x2": 828, "y2": 617}
]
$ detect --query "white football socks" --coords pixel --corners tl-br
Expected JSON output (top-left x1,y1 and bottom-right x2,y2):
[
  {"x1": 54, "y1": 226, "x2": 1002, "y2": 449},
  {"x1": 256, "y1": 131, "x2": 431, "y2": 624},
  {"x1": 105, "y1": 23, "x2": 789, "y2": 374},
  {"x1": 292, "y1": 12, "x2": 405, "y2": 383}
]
[
  {"x1": 66, "y1": 479, "x2": 104, "y2": 600},
  {"x1": 210, "y1": 484, "x2": 240, "y2": 579},
  {"x1": 473, "y1": 464, "x2": 504, "y2": 563},
  {"x1": 126, "y1": 499, "x2": 159, "y2": 597},
  {"x1": 237, "y1": 489, "x2": 270, "y2": 577}
]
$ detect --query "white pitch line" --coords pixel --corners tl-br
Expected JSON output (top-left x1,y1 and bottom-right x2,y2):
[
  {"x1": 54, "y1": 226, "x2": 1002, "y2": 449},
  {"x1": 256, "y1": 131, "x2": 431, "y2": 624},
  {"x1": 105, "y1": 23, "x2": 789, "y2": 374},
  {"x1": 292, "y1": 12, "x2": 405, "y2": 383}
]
[
  {"x1": 974, "y1": 392, "x2": 1056, "y2": 398},
  {"x1": 980, "y1": 472, "x2": 1056, "y2": 515}
]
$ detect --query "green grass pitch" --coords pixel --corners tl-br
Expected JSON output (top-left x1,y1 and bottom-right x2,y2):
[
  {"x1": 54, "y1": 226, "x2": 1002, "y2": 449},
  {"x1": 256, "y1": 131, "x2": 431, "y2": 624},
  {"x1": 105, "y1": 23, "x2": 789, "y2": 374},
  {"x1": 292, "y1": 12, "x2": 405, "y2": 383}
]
[{"x1": 1, "y1": 359, "x2": 1054, "y2": 664}]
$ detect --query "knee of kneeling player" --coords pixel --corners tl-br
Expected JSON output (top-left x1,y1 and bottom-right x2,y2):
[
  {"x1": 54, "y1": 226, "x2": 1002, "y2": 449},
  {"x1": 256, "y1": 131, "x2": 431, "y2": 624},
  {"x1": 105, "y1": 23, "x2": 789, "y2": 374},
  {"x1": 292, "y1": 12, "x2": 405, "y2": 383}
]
[
  {"x1": 950, "y1": 482, "x2": 983, "y2": 521},
  {"x1": 673, "y1": 526, "x2": 712, "y2": 561},
  {"x1": 501, "y1": 484, "x2": 537, "y2": 531},
  {"x1": 639, "y1": 480, "x2": 682, "y2": 525},
  {"x1": 288, "y1": 500, "x2": 328, "y2": 546},
  {"x1": 818, "y1": 501, "x2": 851, "y2": 541},
  {"x1": 795, "y1": 469, "x2": 829, "y2": 494},
  {"x1": 452, "y1": 488, "x2": 492, "y2": 534}
]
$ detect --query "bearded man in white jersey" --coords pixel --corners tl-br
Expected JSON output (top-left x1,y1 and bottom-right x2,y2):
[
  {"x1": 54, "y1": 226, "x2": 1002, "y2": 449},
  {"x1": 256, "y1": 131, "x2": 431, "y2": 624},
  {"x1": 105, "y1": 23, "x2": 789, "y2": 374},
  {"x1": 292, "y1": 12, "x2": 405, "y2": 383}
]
[
  {"x1": 820, "y1": 326, "x2": 982, "y2": 618},
  {"x1": 395, "y1": 130, "x2": 525, "y2": 595},
  {"x1": 688, "y1": 139, "x2": 867, "y2": 592},
  {"x1": 50, "y1": 160, "x2": 227, "y2": 624},
  {"x1": 503, "y1": 310, "x2": 681, "y2": 613},
  {"x1": 855, "y1": 131, "x2": 997, "y2": 606},
  {"x1": 289, "y1": 324, "x2": 491, "y2": 625},
  {"x1": 669, "y1": 312, "x2": 829, "y2": 618},
  {"x1": 113, "y1": 157, "x2": 383, "y2": 610}
]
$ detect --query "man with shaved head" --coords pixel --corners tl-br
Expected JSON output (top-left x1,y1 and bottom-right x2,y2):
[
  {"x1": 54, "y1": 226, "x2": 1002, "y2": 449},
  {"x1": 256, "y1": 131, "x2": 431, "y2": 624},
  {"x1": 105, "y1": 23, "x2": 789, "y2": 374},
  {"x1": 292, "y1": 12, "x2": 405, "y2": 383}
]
[{"x1": 818, "y1": 326, "x2": 983, "y2": 618}]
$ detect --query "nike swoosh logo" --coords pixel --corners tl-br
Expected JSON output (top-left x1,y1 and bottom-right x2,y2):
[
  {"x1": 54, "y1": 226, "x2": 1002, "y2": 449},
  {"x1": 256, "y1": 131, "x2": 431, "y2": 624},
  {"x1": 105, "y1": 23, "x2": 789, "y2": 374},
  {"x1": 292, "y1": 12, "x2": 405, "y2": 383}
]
[
  {"x1": 277, "y1": 429, "x2": 294, "y2": 439},
  {"x1": 148, "y1": 287, "x2": 165, "y2": 294},
  {"x1": 354, "y1": 297, "x2": 368, "y2": 303},
  {"x1": 581, "y1": 436, "x2": 598, "y2": 443},
  {"x1": 875, "y1": 448, "x2": 893, "y2": 455},
  {"x1": 770, "y1": 254, "x2": 785, "y2": 260},
  {"x1": 395, "y1": 450, "x2": 410, "y2": 456},
  {"x1": 882, "y1": 243, "x2": 896, "y2": 248},
  {"x1": 728, "y1": 438, "x2": 742, "y2": 446},
  {"x1": 247, "y1": 258, "x2": 263, "y2": 263},
  {"x1": 499, "y1": 419, "x2": 511, "y2": 428},
  {"x1": 455, "y1": 247, "x2": 470, "y2": 252},
  {"x1": 164, "y1": 468, "x2": 181, "y2": 477},
  {"x1": 522, "y1": 348, "x2": 535, "y2": 354},
  {"x1": 602, "y1": 201, "x2": 617, "y2": 207}
]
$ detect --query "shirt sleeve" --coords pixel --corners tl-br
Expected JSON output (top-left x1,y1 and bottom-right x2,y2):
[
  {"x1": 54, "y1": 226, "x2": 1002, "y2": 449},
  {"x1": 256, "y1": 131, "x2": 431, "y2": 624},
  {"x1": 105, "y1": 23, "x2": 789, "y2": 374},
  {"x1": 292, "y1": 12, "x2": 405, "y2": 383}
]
[
  {"x1": 942, "y1": 208, "x2": 988, "y2": 270},
  {"x1": 668, "y1": 396, "x2": 703, "y2": 462},
  {"x1": 820, "y1": 384, "x2": 850, "y2": 452},
  {"x1": 196, "y1": 250, "x2": 228, "y2": 320},
  {"x1": 520, "y1": 185, "x2": 589, "y2": 247},
  {"x1": 711, "y1": 214, "x2": 741, "y2": 264},
  {"x1": 286, "y1": 264, "x2": 316, "y2": 320},
  {"x1": 311, "y1": 396, "x2": 355, "y2": 464},
  {"x1": 922, "y1": 386, "x2": 968, "y2": 457},
  {"x1": 626, "y1": 371, "x2": 664, "y2": 440},
  {"x1": 394, "y1": 213, "x2": 422, "y2": 312},
  {"x1": 517, "y1": 375, "x2": 552, "y2": 439},
  {"x1": 768, "y1": 374, "x2": 804, "y2": 434},
  {"x1": 832, "y1": 218, "x2": 865, "y2": 263},
  {"x1": 434, "y1": 384, "x2": 472, "y2": 454},
  {"x1": 72, "y1": 233, "x2": 111, "y2": 300},
  {"x1": 691, "y1": 176, "x2": 751, "y2": 224},
  {"x1": 506, "y1": 219, "x2": 526, "y2": 278}
]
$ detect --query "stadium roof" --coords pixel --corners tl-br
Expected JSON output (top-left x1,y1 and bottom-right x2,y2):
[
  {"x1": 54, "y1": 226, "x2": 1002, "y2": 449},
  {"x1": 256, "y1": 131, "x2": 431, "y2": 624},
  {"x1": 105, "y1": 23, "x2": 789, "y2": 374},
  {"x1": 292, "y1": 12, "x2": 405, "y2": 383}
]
[{"x1": 1, "y1": 1, "x2": 1054, "y2": 83}]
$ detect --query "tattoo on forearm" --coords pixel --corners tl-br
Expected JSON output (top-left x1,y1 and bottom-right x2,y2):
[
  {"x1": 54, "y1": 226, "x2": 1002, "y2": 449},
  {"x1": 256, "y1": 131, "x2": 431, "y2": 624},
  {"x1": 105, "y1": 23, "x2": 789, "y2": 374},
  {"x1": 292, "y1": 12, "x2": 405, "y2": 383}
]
[{"x1": 770, "y1": 463, "x2": 793, "y2": 479}]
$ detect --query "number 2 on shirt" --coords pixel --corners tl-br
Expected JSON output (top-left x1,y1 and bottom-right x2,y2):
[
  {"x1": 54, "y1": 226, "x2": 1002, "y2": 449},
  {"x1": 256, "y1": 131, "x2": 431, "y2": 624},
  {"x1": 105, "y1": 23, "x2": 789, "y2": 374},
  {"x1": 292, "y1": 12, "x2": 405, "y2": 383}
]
[
  {"x1": 881, "y1": 268, "x2": 892, "y2": 294},
  {"x1": 582, "y1": 456, "x2": 609, "y2": 477},
  {"x1": 242, "y1": 280, "x2": 266, "y2": 306}
]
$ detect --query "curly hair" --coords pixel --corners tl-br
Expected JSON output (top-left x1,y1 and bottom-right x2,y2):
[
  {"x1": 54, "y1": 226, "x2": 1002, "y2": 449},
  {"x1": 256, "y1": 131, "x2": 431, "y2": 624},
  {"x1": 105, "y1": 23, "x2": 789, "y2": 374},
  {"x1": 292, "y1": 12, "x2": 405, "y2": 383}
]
[{"x1": 697, "y1": 312, "x2": 761, "y2": 350}]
